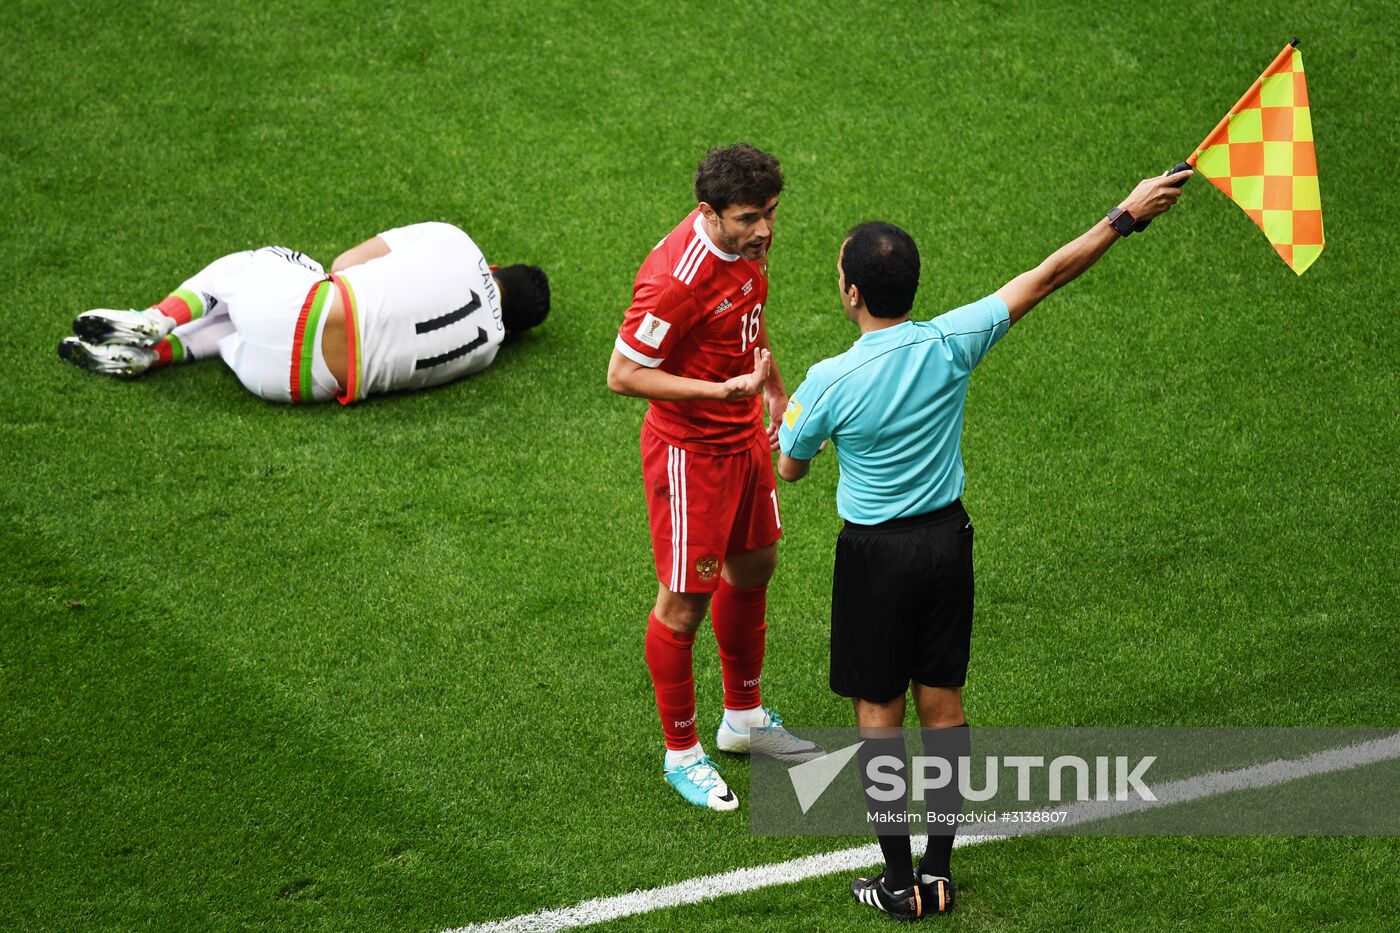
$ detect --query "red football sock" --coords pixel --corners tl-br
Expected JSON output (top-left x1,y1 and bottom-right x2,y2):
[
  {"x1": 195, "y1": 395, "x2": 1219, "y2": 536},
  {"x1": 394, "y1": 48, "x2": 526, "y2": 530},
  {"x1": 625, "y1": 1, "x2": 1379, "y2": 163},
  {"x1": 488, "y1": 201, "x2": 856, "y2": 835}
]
[
  {"x1": 645, "y1": 613, "x2": 697, "y2": 751},
  {"x1": 711, "y1": 579, "x2": 767, "y2": 710}
]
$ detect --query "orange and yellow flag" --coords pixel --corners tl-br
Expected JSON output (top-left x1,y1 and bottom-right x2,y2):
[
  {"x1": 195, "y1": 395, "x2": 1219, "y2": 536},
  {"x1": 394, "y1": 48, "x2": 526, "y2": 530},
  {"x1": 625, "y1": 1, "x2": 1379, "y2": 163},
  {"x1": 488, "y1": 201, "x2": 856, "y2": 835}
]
[{"x1": 1189, "y1": 40, "x2": 1323, "y2": 274}]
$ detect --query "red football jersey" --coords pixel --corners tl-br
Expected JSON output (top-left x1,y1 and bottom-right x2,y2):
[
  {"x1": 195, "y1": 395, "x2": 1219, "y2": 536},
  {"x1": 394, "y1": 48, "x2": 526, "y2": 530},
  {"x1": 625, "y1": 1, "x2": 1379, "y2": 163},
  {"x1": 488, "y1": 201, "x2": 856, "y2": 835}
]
[{"x1": 616, "y1": 208, "x2": 771, "y2": 455}]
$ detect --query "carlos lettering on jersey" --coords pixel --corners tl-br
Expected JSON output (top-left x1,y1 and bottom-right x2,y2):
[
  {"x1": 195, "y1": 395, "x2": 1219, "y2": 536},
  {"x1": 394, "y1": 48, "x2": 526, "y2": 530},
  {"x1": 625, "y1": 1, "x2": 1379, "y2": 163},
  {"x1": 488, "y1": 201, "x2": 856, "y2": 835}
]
[{"x1": 478, "y1": 256, "x2": 503, "y2": 330}]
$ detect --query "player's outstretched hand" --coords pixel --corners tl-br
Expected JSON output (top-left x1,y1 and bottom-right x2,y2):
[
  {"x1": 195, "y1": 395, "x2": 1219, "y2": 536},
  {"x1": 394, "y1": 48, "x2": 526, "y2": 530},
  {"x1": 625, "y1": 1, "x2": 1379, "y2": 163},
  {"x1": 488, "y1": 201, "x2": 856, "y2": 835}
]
[
  {"x1": 1120, "y1": 168, "x2": 1192, "y2": 223},
  {"x1": 721, "y1": 348, "x2": 771, "y2": 400}
]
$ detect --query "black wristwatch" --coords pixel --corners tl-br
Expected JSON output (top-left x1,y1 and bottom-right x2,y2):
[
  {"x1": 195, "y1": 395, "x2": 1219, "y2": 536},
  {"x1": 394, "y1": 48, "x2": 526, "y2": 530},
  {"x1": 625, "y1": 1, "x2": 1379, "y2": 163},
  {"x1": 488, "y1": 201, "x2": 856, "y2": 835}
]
[{"x1": 1107, "y1": 207, "x2": 1136, "y2": 237}]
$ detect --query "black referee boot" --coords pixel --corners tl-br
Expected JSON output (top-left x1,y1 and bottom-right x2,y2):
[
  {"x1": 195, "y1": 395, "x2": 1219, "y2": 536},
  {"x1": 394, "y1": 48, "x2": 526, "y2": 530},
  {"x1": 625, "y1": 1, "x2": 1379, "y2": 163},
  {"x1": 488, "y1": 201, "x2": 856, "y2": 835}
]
[
  {"x1": 916, "y1": 873, "x2": 956, "y2": 914},
  {"x1": 850, "y1": 875, "x2": 926, "y2": 921}
]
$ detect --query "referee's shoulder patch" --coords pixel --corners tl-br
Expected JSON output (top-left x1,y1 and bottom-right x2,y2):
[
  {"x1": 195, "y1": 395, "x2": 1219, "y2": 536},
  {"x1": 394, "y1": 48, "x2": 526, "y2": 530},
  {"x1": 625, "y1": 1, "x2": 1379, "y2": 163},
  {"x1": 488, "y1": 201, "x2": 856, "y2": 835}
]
[{"x1": 783, "y1": 398, "x2": 802, "y2": 430}]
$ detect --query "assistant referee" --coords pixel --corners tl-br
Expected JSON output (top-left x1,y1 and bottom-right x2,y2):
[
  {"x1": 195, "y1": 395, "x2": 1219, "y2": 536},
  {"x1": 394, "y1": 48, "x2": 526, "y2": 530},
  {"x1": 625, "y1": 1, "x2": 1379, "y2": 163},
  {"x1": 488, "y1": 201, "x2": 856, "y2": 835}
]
[{"x1": 776, "y1": 169, "x2": 1190, "y2": 920}]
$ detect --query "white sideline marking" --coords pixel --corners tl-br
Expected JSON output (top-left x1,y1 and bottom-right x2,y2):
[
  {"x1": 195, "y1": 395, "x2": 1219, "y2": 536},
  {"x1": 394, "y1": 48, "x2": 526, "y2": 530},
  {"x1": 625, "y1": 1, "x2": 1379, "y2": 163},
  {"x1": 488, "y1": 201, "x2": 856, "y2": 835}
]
[{"x1": 444, "y1": 733, "x2": 1400, "y2": 933}]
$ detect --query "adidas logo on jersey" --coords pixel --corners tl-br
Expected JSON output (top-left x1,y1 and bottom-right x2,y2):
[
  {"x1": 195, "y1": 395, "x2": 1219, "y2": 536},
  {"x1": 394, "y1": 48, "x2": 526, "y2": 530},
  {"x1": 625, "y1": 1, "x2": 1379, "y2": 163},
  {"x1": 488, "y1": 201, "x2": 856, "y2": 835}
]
[{"x1": 713, "y1": 298, "x2": 732, "y2": 315}]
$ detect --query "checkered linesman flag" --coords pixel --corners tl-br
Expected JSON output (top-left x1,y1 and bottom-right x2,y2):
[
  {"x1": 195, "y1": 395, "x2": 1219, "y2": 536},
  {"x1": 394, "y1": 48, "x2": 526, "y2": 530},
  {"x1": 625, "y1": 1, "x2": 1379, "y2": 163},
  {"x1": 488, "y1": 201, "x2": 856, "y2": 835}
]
[{"x1": 1189, "y1": 40, "x2": 1324, "y2": 274}]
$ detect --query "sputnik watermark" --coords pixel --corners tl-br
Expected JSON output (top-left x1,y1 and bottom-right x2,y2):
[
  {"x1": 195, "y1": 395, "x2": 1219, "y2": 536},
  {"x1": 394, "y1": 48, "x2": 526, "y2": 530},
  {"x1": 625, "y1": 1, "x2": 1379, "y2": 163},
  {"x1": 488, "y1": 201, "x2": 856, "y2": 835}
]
[
  {"x1": 789, "y1": 743, "x2": 1155, "y2": 814},
  {"x1": 865, "y1": 753, "x2": 1156, "y2": 802},
  {"x1": 755, "y1": 728, "x2": 1400, "y2": 836},
  {"x1": 788, "y1": 741, "x2": 863, "y2": 813}
]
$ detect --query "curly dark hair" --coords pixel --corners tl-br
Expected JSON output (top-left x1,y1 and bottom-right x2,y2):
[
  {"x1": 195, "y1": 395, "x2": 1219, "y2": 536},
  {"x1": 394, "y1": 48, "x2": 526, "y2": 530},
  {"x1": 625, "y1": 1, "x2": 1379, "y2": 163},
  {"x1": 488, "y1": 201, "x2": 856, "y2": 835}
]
[{"x1": 694, "y1": 143, "x2": 784, "y2": 214}]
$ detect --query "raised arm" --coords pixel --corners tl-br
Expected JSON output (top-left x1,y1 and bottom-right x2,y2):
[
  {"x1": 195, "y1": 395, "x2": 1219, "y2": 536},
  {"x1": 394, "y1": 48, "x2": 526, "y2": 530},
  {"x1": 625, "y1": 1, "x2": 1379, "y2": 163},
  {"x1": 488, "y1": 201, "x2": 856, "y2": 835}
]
[{"x1": 996, "y1": 169, "x2": 1191, "y2": 326}]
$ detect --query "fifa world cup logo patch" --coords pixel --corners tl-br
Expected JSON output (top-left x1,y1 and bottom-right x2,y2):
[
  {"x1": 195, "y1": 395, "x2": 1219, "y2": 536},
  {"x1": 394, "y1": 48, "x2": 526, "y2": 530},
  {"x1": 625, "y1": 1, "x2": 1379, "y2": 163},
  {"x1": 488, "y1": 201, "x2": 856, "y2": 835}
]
[
  {"x1": 783, "y1": 398, "x2": 802, "y2": 430},
  {"x1": 695, "y1": 557, "x2": 720, "y2": 581},
  {"x1": 636, "y1": 312, "x2": 671, "y2": 349}
]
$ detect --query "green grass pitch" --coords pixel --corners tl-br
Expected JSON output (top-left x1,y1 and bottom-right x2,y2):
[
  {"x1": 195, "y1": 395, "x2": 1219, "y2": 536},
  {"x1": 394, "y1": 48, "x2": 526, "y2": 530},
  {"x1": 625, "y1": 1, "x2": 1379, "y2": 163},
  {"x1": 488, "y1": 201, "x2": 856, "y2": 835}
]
[{"x1": 3, "y1": 0, "x2": 1398, "y2": 930}]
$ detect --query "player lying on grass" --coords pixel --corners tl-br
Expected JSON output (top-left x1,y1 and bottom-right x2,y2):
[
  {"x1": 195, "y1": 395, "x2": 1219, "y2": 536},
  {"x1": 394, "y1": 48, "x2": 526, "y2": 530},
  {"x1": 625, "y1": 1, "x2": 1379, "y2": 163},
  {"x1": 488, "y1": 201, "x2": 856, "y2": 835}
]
[
  {"x1": 777, "y1": 168, "x2": 1190, "y2": 920},
  {"x1": 58, "y1": 222, "x2": 549, "y2": 404}
]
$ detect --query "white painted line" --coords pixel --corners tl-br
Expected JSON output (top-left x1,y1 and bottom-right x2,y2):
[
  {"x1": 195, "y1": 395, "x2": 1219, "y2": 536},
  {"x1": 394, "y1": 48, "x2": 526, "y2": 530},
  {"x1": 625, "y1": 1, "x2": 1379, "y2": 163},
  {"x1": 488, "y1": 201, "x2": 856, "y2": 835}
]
[
  {"x1": 444, "y1": 733, "x2": 1400, "y2": 933},
  {"x1": 444, "y1": 842, "x2": 895, "y2": 933},
  {"x1": 1045, "y1": 732, "x2": 1400, "y2": 829}
]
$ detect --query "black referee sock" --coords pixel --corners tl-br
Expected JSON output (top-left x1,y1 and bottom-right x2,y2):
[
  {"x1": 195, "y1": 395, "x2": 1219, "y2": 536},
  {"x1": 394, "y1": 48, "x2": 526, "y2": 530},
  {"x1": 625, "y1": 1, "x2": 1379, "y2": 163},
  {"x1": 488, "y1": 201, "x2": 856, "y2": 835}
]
[
  {"x1": 857, "y1": 733, "x2": 914, "y2": 891},
  {"x1": 918, "y1": 721, "x2": 970, "y2": 880}
]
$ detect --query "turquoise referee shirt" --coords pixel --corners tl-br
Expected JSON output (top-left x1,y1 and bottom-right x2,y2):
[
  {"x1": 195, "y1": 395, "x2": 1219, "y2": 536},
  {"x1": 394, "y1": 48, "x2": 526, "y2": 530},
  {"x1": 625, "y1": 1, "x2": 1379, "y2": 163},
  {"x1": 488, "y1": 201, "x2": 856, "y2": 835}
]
[{"x1": 778, "y1": 294, "x2": 1011, "y2": 524}]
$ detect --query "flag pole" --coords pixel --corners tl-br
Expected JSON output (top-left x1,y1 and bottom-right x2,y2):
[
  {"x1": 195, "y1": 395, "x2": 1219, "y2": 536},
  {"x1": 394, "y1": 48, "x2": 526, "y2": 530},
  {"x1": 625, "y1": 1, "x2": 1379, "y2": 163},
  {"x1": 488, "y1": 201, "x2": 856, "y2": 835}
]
[{"x1": 1187, "y1": 38, "x2": 1301, "y2": 166}]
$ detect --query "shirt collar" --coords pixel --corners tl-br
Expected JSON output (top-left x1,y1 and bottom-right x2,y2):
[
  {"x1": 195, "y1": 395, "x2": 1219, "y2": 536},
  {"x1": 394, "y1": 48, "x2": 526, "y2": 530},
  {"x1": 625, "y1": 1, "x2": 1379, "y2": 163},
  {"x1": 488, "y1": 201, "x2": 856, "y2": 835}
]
[
  {"x1": 855, "y1": 319, "x2": 914, "y2": 345},
  {"x1": 692, "y1": 213, "x2": 740, "y2": 262}
]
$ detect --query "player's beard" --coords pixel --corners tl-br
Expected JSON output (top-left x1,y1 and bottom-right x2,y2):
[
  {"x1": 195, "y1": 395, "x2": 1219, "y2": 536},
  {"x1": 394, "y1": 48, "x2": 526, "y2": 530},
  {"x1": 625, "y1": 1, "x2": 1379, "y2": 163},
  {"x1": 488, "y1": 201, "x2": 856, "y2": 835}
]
[
  {"x1": 710, "y1": 217, "x2": 769, "y2": 261},
  {"x1": 739, "y1": 238, "x2": 769, "y2": 261},
  {"x1": 709, "y1": 214, "x2": 769, "y2": 260},
  {"x1": 713, "y1": 228, "x2": 743, "y2": 255}
]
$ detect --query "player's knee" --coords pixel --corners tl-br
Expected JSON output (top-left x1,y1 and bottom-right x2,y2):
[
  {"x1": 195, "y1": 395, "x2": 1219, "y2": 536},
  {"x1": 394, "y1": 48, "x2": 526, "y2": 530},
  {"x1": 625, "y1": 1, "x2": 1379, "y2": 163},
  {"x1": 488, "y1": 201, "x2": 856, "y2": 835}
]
[
  {"x1": 658, "y1": 605, "x2": 706, "y2": 634},
  {"x1": 721, "y1": 546, "x2": 777, "y2": 588},
  {"x1": 914, "y1": 684, "x2": 965, "y2": 727},
  {"x1": 854, "y1": 696, "x2": 907, "y2": 731},
  {"x1": 654, "y1": 590, "x2": 709, "y2": 634}
]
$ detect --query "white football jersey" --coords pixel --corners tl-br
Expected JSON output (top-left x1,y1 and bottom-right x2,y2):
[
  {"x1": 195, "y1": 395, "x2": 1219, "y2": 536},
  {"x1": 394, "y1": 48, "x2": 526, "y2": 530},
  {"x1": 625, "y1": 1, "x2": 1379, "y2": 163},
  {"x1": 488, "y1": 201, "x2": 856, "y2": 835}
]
[{"x1": 338, "y1": 222, "x2": 505, "y2": 400}]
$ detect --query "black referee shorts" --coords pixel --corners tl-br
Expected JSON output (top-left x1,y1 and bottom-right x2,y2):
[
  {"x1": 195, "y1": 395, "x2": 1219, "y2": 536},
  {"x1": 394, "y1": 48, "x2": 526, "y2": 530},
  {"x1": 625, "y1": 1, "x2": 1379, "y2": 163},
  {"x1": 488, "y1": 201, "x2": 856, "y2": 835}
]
[{"x1": 830, "y1": 499, "x2": 973, "y2": 703}]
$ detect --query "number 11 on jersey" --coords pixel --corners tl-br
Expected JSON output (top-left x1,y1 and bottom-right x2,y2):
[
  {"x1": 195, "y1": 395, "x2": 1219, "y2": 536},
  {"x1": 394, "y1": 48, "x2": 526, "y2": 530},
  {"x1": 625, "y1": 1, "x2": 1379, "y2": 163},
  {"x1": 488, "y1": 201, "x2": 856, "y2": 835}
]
[{"x1": 738, "y1": 303, "x2": 763, "y2": 352}]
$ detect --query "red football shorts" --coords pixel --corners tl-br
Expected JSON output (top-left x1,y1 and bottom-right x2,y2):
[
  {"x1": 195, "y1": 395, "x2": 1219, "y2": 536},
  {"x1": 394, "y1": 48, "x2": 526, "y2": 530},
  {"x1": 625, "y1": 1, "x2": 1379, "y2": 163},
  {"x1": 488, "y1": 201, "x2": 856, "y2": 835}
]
[{"x1": 641, "y1": 424, "x2": 782, "y2": 593}]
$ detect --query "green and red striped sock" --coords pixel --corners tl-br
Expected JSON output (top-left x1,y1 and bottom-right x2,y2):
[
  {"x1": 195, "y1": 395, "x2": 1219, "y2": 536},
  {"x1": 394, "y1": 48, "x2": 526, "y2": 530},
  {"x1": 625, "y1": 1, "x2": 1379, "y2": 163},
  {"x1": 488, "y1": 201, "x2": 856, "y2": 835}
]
[
  {"x1": 151, "y1": 288, "x2": 208, "y2": 326},
  {"x1": 151, "y1": 333, "x2": 188, "y2": 368}
]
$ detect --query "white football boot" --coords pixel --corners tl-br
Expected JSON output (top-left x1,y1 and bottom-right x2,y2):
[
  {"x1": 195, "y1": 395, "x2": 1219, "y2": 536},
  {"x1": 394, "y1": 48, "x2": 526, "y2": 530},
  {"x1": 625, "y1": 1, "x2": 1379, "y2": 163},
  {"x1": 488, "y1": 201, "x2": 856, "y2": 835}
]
[
  {"x1": 73, "y1": 308, "x2": 173, "y2": 348},
  {"x1": 716, "y1": 706, "x2": 824, "y2": 762},
  {"x1": 663, "y1": 750, "x2": 739, "y2": 812},
  {"x1": 58, "y1": 337, "x2": 157, "y2": 378}
]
